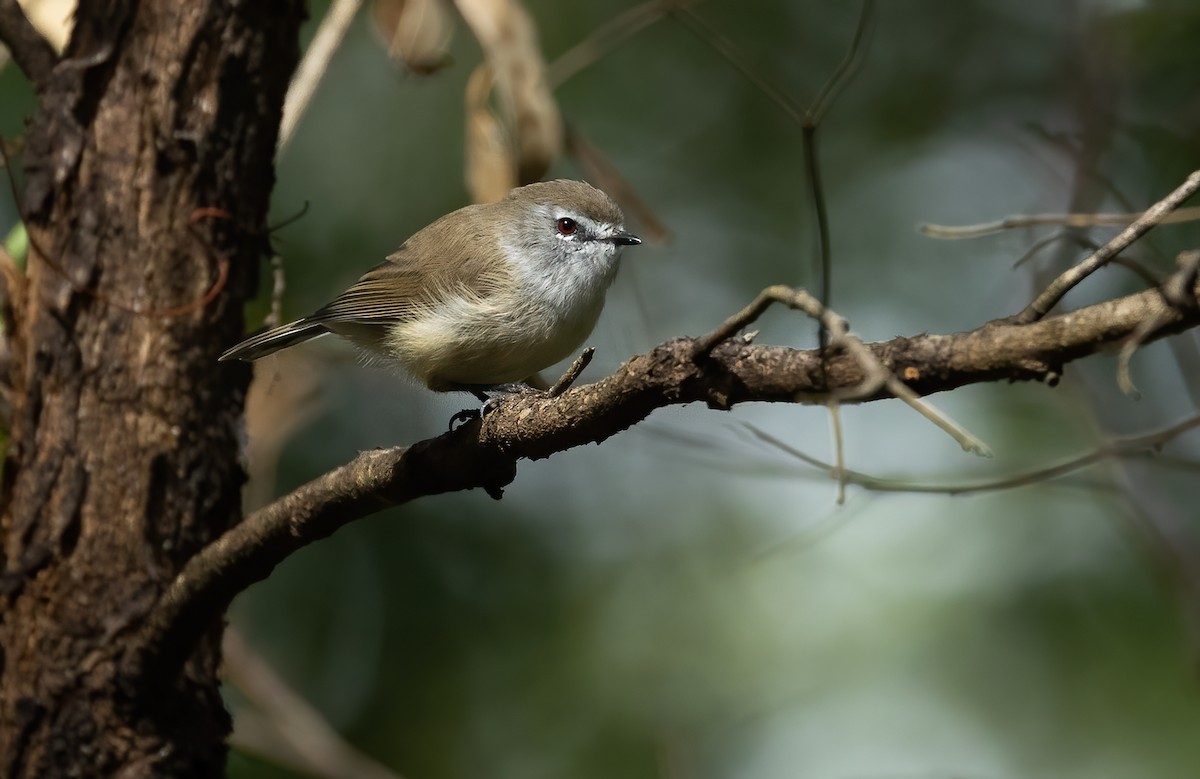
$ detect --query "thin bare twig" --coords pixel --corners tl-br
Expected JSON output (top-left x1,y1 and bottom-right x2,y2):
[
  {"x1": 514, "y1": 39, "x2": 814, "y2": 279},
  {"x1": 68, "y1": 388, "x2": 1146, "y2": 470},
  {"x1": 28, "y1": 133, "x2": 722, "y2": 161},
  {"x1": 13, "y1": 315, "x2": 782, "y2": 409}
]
[
  {"x1": 1012, "y1": 229, "x2": 1070, "y2": 269},
  {"x1": 1016, "y1": 170, "x2": 1200, "y2": 324},
  {"x1": 696, "y1": 285, "x2": 824, "y2": 352},
  {"x1": 279, "y1": 0, "x2": 363, "y2": 154},
  {"x1": 803, "y1": 124, "x2": 831, "y2": 350},
  {"x1": 262, "y1": 203, "x2": 308, "y2": 328},
  {"x1": 1014, "y1": 231, "x2": 1163, "y2": 291},
  {"x1": 921, "y1": 205, "x2": 1200, "y2": 240},
  {"x1": 0, "y1": 0, "x2": 58, "y2": 86},
  {"x1": 673, "y1": 2, "x2": 874, "y2": 354},
  {"x1": 225, "y1": 629, "x2": 403, "y2": 779},
  {"x1": 549, "y1": 347, "x2": 595, "y2": 397},
  {"x1": 671, "y1": 7, "x2": 805, "y2": 125},
  {"x1": 548, "y1": 0, "x2": 696, "y2": 87},
  {"x1": 744, "y1": 414, "x2": 1200, "y2": 496},
  {"x1": 1109, "y1": 255, "x2": 1165, "y2": 291},
  {"x1": 564, "y1": 125, "x2": 671, "y2": 244},
  {"x1": 802, "y1": 1, "x2": 873, "y2": 352},
  {"x1": 827, "y1": 403, "x2": 846, "y2": 504},
  {"x1": 806, "y1": 0, "x2": 875, "y2": 126},
  {"x1": 698, "y1": 285, "x2": 991, "y2": 455}
]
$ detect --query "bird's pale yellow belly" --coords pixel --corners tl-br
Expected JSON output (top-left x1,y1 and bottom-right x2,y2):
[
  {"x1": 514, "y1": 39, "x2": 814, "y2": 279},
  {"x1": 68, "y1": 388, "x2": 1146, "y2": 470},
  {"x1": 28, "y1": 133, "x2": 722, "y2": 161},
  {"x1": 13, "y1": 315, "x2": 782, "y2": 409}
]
[{"x1": 383, "y1": 290, "x2": 604, "y2": 390}]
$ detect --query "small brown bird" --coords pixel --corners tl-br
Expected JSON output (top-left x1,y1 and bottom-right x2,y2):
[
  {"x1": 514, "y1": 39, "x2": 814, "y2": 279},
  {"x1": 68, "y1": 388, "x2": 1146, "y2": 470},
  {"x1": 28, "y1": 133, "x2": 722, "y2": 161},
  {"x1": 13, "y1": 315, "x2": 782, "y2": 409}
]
[{"x1": 221, "y1": 180, "x2": 640, "y2": 395}]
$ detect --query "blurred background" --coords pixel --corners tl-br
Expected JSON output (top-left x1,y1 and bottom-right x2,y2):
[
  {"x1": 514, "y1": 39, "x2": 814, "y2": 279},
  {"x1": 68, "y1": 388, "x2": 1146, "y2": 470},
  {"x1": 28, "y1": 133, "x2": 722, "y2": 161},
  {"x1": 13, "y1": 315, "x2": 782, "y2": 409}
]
[{"x1": 5, "y1": 0, "x2": 1200, "y2": 777}]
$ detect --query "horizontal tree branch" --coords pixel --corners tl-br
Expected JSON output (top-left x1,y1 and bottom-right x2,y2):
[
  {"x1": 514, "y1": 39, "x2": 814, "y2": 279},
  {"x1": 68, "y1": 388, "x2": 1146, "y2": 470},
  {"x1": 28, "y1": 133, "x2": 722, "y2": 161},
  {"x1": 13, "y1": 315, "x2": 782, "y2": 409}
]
[
  {"x1": 125, "y1": 277, "x2": 1199, "y2": 686},
  {"x1": 0, "y1": 0, "x2": 58, "y2": 86}
]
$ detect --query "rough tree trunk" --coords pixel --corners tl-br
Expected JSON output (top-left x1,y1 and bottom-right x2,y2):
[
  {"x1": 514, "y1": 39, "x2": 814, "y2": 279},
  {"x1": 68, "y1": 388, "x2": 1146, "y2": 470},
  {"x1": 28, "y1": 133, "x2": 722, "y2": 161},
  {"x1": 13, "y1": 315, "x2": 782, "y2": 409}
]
[{"x1": 0, "y1": 1, "x2": 302, "y2": 776}]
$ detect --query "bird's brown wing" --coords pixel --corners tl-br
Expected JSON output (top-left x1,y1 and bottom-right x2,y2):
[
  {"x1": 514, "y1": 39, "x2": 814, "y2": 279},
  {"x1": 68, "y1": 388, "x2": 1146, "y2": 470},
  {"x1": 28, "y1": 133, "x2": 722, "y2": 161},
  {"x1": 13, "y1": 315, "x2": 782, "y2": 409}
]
[
  {"x1": 309, "y1": 203, "x2": 514, "y2": 326},
  {"x1": 309, "y1": 256, "x2": 425, "y2": 325}
]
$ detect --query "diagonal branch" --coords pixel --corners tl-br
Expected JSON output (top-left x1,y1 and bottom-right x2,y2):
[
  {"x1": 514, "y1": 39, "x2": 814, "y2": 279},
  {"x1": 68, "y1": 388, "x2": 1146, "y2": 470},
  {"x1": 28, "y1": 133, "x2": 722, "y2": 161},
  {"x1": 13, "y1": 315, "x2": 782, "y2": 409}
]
[
  {"x1": 278, "y1": 0, "x2": 362, "y2": 154},
  {"x1": 125, "y1": 278, "x2": 1200, "y2": 686},
  {"x1": 225, "y1": 629, "x2": 405, "y2": 779},
  {"x1": 0, "y1": 0, "x2": 58, "y2": 86},
  {"x1": 1016, "y1": 169, "x2": 1200, "y2": 324}
]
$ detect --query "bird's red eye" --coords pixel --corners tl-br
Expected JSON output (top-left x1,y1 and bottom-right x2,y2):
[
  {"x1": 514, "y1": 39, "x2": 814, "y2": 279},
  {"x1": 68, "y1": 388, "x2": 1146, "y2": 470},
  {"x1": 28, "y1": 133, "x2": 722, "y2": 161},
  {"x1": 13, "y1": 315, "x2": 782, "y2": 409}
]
[{"x1": 556, "y1": 217, "x2": 577, "y2": 236}]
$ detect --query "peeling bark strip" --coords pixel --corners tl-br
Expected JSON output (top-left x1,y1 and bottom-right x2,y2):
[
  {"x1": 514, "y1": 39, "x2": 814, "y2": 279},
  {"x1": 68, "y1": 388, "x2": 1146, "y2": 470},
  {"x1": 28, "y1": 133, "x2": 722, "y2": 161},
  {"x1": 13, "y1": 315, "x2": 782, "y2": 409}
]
[
  {"x1": 0, "y1": 2, "x2": 303, "y2": 777},
  {"x1": 127, "y1": 276, "x2": 1200, "y2": 685}
]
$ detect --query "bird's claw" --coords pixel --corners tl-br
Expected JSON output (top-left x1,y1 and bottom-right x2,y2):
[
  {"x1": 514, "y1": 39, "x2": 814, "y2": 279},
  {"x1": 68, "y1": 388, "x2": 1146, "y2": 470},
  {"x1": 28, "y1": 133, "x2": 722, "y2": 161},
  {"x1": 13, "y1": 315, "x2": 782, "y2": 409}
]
[
  {"x1": 447, "y1": 383, "x2": 548, "y2": 430},
  {"x1": 448, "y1": 407, "x2": 481, "y2": 431}
]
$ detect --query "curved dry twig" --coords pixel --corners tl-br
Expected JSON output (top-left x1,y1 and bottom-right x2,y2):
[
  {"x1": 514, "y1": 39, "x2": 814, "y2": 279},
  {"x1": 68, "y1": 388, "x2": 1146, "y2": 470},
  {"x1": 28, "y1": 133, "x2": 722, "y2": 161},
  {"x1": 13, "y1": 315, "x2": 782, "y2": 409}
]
[
  {"x1": 699, "y1": 285, "x2": 991, "y2": 455},
  {"x1": 742, "y1": 415, "x2": 1200, "y2": 496},
  {"x1": 548, "y1": 0, "x2": 695, "y2": 87}
]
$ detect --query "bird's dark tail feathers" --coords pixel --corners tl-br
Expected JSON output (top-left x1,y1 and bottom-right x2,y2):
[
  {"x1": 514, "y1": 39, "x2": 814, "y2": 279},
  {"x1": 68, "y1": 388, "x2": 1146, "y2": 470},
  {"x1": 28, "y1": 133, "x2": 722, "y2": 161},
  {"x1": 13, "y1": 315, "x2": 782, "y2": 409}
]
[{"x1": 219, "y1": 319, "x2": 328, "y2": 362}]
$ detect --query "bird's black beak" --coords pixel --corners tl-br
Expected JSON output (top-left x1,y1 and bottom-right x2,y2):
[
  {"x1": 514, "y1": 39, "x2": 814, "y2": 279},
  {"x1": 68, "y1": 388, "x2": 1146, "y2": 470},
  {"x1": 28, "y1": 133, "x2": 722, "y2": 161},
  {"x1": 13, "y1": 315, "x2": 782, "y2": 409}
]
[{"x1": 612, "y1": 230, "x2": 641, "y2": 246}]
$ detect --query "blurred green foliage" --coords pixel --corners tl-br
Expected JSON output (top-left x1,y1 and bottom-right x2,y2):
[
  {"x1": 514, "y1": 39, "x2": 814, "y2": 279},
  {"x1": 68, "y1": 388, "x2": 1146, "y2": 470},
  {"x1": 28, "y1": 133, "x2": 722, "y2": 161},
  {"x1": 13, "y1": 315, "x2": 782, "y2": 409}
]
[{"x1": 5, "y1": 0, "x2": 1200, "y2": 777}]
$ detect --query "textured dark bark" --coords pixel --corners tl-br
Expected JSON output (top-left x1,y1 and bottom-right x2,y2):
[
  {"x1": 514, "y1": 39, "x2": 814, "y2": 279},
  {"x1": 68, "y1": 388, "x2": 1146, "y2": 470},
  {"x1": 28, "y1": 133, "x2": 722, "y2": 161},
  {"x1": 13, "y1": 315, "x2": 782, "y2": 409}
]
[{"x1": 0, "y1": 1, "x2": 302, "y2": 777}]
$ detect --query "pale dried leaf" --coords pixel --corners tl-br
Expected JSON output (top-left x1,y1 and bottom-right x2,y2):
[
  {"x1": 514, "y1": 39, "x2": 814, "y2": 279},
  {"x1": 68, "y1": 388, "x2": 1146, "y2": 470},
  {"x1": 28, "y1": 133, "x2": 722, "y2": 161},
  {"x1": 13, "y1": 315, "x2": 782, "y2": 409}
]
[
  {"x1": 453, "y1": 0, "x2": 562, "y2": 183},
  {"x1": 464, "y1": 64, "x2": 517, "y2": 203},
  {"x1": 18, "y1": 0, "x2": 74, "y2": 53},
  {"x1": 371, "y1": 0, "x2": 455, "y2": 75},
  {"x1": 243, "y1": 353, "x2": 324, "y2": 511}
]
